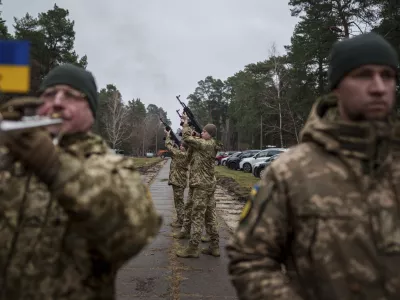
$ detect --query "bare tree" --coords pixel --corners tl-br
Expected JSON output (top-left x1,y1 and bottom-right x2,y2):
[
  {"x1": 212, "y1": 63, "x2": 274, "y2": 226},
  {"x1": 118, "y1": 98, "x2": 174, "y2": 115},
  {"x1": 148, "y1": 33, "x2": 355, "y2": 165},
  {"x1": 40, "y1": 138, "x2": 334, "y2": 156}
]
[
  {"x1": 102, "y1": 91, "x2": 131, "y2": 149},
  {"x1": 262, "y1": 43, "x2": 300, "y2": 146}
]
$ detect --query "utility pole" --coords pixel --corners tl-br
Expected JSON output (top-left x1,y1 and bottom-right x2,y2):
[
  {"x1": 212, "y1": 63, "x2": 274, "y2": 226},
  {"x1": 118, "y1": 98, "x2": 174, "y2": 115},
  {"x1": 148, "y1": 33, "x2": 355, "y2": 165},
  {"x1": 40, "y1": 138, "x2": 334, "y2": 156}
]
[{"x1": 260, "y1": 115, "x2": 263, "y2": 149}]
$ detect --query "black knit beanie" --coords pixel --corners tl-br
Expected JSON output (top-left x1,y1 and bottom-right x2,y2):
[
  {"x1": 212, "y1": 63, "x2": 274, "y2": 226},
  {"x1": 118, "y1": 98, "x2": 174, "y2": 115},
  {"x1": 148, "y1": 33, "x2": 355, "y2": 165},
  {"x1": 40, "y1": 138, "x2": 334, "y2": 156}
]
[
  {"x1": 38, "y1": 64, "x2": 98, "y2": 118},
  {"x1": 328, "y1": 32, "x2": 399, "y2": 90}
]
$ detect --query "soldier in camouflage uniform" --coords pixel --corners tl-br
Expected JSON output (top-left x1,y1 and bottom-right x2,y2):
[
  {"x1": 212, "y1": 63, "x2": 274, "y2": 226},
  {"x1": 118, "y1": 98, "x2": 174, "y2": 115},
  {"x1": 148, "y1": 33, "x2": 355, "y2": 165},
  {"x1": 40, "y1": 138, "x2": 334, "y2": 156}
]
[
  {"x1": 164, "y1": 130, "x2": 188, "y2": 227},
  {"x1": 226, "y1": 32, "x2": 400, "y2": 300},
  {"x1": 0, "y1": 64, "x2": 162, "y2": 300},
  {"x1": 173, "y1": 137, "x2": 211, "y2": 243},
  {"x1": 175, "y1": 113, "x2": 221, "y2": 258}
]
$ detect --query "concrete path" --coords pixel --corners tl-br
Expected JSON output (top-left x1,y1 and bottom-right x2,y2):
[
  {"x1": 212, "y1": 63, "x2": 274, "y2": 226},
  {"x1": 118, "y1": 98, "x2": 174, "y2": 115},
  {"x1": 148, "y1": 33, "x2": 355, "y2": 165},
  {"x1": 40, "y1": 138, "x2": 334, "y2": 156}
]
[{"x1": 116, "y1": 159, "x2": 238, "y2": 300}]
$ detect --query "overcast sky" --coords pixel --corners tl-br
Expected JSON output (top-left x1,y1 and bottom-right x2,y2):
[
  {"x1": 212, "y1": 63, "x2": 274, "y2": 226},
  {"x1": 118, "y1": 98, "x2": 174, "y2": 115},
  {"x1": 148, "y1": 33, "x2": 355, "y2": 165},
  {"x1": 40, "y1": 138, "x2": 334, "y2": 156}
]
[{"x1": 2, "y1": 0, "x2": 299, "y2": 130}]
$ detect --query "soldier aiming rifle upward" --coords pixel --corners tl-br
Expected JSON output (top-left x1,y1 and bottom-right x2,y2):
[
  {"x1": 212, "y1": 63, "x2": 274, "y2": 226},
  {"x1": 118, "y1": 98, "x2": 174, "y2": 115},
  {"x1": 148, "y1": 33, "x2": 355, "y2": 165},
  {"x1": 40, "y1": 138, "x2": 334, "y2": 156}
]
[
  {"x1": 160, "y1": 117, "x2": 181, "y2": 147},
  {"x1": 176, "y1": 95, "x2": 202, "y2": 137}
]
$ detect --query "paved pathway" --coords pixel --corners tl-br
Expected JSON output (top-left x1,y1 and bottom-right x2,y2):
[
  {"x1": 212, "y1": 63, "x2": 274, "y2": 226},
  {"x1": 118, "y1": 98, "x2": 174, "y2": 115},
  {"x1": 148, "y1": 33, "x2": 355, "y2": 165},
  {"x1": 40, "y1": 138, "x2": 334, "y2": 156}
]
[{"x1": 116, "y1": 159, "x2": 238, "y2": 300}]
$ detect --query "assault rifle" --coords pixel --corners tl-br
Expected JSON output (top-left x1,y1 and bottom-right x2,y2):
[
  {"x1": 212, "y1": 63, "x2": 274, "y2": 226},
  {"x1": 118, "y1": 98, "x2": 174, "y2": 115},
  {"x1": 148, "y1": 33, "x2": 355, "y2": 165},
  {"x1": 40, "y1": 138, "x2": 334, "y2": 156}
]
[
  {"x1": 160, "y1": 117, "x2": 180, "y2": 147},
  {"x1": 176, "y1": 95, "x2": 202, "y2": 135}
]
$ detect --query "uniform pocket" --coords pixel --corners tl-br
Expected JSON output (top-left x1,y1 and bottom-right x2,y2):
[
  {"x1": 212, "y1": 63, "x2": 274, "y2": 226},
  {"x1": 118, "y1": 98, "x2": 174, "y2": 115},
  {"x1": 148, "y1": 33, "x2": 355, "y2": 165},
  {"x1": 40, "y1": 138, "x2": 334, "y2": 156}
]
[{"x1": 371, "y1": 207, "x2": 400, "y2": 255}]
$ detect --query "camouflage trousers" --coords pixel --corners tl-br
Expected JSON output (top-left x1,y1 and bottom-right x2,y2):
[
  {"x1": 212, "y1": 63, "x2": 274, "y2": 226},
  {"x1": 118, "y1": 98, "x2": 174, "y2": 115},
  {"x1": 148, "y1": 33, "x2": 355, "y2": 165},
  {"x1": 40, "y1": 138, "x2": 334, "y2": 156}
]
[
  {"x1": 184, "y1": 187, "x2": 219, "y2": 248},
  {"x1": 172, "y1": 185, "x2": 185, "y2": 224},
  {"x1": 182, "y1": 187, "x2": 194, "y2": 232}
]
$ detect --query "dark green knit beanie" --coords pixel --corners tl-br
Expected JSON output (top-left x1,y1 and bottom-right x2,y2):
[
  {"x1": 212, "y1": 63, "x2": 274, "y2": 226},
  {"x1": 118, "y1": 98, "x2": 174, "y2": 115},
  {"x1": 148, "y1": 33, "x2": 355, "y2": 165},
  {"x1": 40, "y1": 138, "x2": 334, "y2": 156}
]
[
  {"x1": 39, "y1": 64, "x2": 98, "y2": 118},
  {"x1": 328, "y1": 32, "x2": 399, "y2": 90}
]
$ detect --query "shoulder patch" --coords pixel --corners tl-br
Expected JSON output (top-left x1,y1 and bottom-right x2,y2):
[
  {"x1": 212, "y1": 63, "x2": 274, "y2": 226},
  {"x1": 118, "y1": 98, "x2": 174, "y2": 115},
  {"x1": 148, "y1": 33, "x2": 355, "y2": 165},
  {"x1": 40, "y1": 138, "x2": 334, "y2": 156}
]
[
  {"x1": 145, "y1": 185, "x2": 153, "y2": 201},
  {"x1": 239, "y1": 183, "x2": 260, "y2": 222}
]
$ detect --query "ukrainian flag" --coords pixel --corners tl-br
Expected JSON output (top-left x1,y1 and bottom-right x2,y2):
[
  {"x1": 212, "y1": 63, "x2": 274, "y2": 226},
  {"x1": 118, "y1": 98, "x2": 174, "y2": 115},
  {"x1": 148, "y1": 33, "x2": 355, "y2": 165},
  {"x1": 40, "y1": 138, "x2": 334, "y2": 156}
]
[{"x1": 0, "y1": 40, "x2": 30, "y2": 93}]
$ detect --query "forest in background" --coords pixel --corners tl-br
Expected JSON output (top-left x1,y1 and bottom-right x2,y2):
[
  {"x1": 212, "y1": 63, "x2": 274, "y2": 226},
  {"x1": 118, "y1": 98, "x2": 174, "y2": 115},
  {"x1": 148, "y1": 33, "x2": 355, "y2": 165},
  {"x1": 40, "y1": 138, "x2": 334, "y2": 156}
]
[
  {"x1": 186, "y1": 0, "x2": 400, "y2": 150},
  {"x1": 1, "y1": 1, "x2": 399, "y2": 153},
  {"x1": 0, "y1": 2, "x2": 171, "y2": 155}
]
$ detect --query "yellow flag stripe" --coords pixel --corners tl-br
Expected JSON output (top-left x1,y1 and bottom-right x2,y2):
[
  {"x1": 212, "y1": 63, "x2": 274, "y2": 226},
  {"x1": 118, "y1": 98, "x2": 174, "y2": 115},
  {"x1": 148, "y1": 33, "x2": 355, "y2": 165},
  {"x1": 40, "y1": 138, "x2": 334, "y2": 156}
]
[{"x1": 0, "y1": 65, "x2": 30, "y2": 93}]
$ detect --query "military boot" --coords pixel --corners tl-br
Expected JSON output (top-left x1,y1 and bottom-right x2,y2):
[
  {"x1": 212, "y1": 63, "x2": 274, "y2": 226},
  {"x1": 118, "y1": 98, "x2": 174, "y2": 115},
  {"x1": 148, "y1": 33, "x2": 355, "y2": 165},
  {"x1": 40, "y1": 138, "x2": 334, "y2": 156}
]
[
  {"x1": 201, "y1": 235, "x2": 211, "y2": 242},
  {"x1": 170, "y1": 220, "x2": 183, "y2": 228},
  {"x1": 173, "y1": 231, "x2": 190, "y2": 239},
  {"x1": 201, "y1": 245, "x2": 220, "y2": 257},
  {"x1": 176, "y1": 245, "x2": 200, "y2": 258}
]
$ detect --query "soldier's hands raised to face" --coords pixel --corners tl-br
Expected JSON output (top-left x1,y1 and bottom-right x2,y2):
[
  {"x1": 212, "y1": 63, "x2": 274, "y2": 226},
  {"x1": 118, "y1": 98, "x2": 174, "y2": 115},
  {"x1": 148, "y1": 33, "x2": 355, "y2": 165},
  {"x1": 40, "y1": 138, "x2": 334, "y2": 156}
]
[
  {"x1": 0, "y1": 97, "x2": 44, "y2": 121},
  {"x1": 4, "y1": 129, "x2": 60, "y2": 188},
  {"x1": 180, "y1": 112, "x2": 188, "y2": 125}
]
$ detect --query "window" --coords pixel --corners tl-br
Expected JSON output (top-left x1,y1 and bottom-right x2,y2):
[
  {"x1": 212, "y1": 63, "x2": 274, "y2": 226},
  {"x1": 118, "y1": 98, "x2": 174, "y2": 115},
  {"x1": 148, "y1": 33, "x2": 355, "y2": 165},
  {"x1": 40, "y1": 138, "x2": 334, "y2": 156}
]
[
  {"x1": 259, "y1": 151, "x2": 270, "y2": 158},
  {"x1": 266, "y1": 150, "x2": 283, "y2": 157}
]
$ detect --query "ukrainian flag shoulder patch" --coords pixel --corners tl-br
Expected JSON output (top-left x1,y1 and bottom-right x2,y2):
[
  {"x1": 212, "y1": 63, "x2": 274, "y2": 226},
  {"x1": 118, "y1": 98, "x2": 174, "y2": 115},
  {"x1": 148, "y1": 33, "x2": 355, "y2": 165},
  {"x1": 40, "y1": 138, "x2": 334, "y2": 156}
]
[{"x1": 239, "y1": 183, "x2": 260, "y2": 222}]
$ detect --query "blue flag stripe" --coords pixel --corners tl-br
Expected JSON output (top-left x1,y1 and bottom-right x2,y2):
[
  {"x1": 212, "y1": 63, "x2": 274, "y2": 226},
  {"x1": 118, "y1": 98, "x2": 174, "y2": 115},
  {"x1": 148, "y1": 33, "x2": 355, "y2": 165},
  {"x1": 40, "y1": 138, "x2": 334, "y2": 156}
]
[{"x1": 0, "y1": 40, "x2": 30, "y2": 65}]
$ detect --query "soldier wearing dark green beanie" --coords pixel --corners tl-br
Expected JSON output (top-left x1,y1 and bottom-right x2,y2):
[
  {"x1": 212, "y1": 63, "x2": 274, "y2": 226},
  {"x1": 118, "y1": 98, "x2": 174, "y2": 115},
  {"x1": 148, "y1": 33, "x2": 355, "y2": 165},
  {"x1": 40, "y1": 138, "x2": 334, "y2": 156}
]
[
  {"x1": 226, "y1": 33, "x2": 400, "y2": 299},
  {"x1": 39, "y1": 64, "x2": 98, "y2": 118},
  {"x1": 328, "y1": 32, "x2": 398, "y2": 90},
  {"x1": 326, "y1": 32, "x2": 399, "y2": 122},
  {"x1": 0, "y1": 64, "x2": 162, "y2": 299}
]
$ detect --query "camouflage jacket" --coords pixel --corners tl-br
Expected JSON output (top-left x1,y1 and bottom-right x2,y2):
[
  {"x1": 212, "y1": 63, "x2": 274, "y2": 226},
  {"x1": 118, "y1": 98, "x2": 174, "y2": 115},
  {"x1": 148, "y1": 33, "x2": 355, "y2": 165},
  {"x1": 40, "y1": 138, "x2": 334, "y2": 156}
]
[
  {"x1": 165, "y1": 135, "x2": 188, "y2": 188},
  {"x1": 0, "y1": 132, "x2": 162, "y2": 300},
  {"x1": 182, "y1": 124, "x2": 221, "y2": 191},
  {"x1": 226, "y1": 94, "x2": 400, "y2": 300}
]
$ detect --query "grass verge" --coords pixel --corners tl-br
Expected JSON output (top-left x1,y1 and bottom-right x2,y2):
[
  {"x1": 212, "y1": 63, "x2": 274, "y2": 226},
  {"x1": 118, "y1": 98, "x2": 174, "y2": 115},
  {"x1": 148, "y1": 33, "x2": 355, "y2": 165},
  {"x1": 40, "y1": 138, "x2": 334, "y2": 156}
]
[
  {"x1": 131, "y1": 157, "x2": 164, "y2": 174},
  {"x1": 131, "y1": 157, "x2": 163, "y2": 168},
  {"x1": 215, "y1": 166, "x2": 259, "y2": 202}
]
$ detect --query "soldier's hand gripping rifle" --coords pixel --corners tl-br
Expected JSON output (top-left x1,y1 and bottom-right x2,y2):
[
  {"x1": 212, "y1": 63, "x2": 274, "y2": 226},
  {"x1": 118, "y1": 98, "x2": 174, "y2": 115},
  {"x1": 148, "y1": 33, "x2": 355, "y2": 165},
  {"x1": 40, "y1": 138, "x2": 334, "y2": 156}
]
[
  {"x1": 176, "y1": 95, "x2": 202, "y2": 136},
  {"x1": 159, "y1": 117, "x2": 180, "y2": 147}
]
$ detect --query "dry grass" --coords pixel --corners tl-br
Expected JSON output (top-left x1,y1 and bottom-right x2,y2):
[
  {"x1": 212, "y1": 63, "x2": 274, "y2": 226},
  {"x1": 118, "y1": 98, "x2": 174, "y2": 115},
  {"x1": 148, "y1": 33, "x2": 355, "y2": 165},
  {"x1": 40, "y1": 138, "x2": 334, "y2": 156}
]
[
  {"x1": 215, "y1": 166, "x2": 259, "y2": 201},
  {"x1": 215, "y1": 166, "x2": 259, "y2": 189},
  {"x1": 131, "y1": 157, "x2": 163, "y2": 168}
]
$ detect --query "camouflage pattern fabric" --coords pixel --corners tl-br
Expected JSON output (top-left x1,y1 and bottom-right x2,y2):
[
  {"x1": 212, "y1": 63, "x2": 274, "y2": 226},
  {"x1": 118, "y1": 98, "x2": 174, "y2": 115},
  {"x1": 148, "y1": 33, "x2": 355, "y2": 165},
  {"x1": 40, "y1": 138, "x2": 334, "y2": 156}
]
[
  {"x1": 226, "y1": 94, "x2": 400, "y2": 300},
  {"x1": 203, "y1": 191, "x2": 219, "y2": 245},
  {"x1": 172, "y1": 185, "x2": 185, "y2": 224},
  {"x1": 182, "y1": 124, "x2": 220, "y2": 247},
  {"x1": 181, "y1": 124, "x2": 221, "y2": 191},
  {"x1": 180, "y1": 137, "x2": 207, "y2": 233},
  {"x1": 189, "y1": 188, "x2": 219, "y2": 247},
  {"x1": 165, "y1": 135, "x2": 188, "y2": 188},
  {"x1": 181, "y1": 187, "x2": 194, "y2": 233},
  {"x1": 165, "y1": 135, "x2": 189, "y2": 224},
  {"x1": 0, "y1": 132, "x2": 162, "y2": 300}
]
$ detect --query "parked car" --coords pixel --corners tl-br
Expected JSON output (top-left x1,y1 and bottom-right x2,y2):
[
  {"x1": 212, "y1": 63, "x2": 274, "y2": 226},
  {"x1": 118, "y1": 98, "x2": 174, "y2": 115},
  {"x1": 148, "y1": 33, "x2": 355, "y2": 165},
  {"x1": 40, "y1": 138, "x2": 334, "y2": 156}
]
[
  {"x1": 240, "y1": 148, "x2": 286, "y2": 173},
  {"x1": 225, "y1": 151, "x2": 242, "y2": 165},
  {"x1": 146, "y1": 152, "x2": 154, "y2": 158},
  {"x1": 222, "y1": 151, "x2": 241, "y2": 166},
  {"x1": 227, "y1": 150, "x2": 260, "y2": 170},
  {"x1": 252, "y1": 154, "x2": 281, "y2": 178},
  {"x1": 215, "y1": 151, "x2": 236, "y2": 165}
]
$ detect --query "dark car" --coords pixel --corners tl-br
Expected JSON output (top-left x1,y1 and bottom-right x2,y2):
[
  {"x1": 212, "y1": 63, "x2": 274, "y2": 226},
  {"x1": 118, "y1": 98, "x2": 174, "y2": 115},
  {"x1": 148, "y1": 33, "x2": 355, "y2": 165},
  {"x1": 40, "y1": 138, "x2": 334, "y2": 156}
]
[
  {"x1": 215, "y1": 151, "x2": 236, "y2": 166},
  {"x1": 225, "y1": 151, "x2": 242, "y2": 166},
  {"x1": 227, "y1": 150, "x2": 260, "y2": 170},
  {"x1": 252, "y1": 154, "x2": 281, "y2": 178}
]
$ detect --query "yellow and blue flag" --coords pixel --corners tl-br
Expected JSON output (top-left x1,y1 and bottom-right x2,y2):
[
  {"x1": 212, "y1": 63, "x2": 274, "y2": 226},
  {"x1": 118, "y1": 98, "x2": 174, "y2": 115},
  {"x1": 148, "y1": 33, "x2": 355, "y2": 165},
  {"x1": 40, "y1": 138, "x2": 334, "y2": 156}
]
[
  {"x1": 240, "y1": 183, "x2": 260, "y2": 222},
  {"x1": 0, "y1": 40, "x2": 30, "y2": 93}
]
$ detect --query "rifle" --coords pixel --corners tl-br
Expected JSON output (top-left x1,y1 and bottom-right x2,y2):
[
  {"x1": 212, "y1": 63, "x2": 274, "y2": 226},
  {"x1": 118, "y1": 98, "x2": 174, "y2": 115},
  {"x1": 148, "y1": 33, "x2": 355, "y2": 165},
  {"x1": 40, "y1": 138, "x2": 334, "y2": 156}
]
[
  {"x1": 159, "y1": 117, "x2": 180, "y2": 147},
  {"x1": 176, "y1": 95, "x2": 203, "y2": 135}
]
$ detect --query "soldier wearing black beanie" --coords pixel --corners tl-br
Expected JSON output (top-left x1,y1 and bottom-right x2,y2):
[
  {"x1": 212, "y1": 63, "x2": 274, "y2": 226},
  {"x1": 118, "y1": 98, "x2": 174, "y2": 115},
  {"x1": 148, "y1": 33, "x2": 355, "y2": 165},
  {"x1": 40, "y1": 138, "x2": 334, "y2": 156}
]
[
  {"x1": 38, "y1": 64, "x2": 98, "y2": 118},
  {"x1": 328, "y1": 32, "x2": 399, "y2": 90}
]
